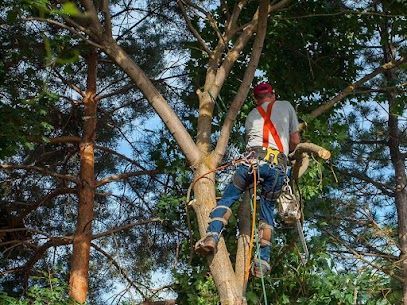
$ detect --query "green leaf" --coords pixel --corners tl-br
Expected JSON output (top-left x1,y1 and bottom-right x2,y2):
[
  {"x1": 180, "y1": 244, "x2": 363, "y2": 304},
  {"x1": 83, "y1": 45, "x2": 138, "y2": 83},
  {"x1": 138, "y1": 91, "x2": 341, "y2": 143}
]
[{"x1": 59, "y1": 2, "x2": 80, "y2": 16}]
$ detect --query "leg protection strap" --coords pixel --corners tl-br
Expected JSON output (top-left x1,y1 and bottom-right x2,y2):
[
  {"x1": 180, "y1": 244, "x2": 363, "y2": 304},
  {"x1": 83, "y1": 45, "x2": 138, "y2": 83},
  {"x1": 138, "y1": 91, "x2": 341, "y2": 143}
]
[
  {"x1": 258, "y1": 221, "x2": 273, "y2": 247},
  {"x1": 208, "y1": 206, "x2": 232, "y2": 226},
  {"x1": 209, "y1": 217, "x2": 228, "y2": 226}
]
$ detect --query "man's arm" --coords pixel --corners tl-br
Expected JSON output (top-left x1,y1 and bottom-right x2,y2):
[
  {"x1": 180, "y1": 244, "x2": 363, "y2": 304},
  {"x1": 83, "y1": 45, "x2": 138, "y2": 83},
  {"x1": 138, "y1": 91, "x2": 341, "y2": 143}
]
[{"x1": 289, "y1": 131, "x2": 300, "y2": 152}]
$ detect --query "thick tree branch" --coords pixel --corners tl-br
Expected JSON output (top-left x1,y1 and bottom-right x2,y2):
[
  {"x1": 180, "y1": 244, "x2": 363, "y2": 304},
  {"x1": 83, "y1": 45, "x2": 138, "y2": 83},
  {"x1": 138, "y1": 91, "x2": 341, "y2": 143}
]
[
  {"x1": 213, "y1": 0, "x2": 269, "y2": 164},
  {"x1": 226, "y1": 0, "x2": 248, "y2": 35},
  {"x1": 79, "y1": 0, "x2": 104, "y2": 36},
  {"x1": 290, "y1": 142, "x2": 331, "y2": 160},
  {"x1": 101, "y1": 0, "x2": 112, "y2": 37},
  {"x1": 102, "y1": 42, "x2": 201, "y2": 165}
]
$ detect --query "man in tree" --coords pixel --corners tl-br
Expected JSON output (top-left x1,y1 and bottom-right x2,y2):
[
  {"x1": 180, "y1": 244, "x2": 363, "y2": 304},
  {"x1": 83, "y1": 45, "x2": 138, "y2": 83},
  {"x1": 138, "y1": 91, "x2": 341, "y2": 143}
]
[{"x1": 195, "y1": 82, "x2": 301, "y2": 277}]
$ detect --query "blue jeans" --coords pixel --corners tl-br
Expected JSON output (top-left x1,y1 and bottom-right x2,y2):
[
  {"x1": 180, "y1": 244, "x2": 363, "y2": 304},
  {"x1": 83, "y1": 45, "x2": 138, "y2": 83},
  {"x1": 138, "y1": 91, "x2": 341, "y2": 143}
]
[{"x1": 207, "y1": 162, "x2": 285, "y2": 262}]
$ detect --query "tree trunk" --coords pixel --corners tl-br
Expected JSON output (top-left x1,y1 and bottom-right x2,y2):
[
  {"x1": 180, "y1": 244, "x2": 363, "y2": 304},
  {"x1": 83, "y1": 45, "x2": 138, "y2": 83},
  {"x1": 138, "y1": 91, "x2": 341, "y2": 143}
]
[
  {"x1": 380, "y1": 13, "x2": 407, "y2": 302},
  {"x1": 387, "y1": 77, "x2": 407, "y2": 305},
  {"x1": 235, "y1": 192, "x2": 251, "y2": 294},
  {"x1": 389, "y1": 107, "x2": 407, "y2": 305},
  {"x1": 191, "y1": 161, "x2": 244, "y2": 305},
  {"x1": 69, "y1": 48, "x2": 98, "y2": 303}
]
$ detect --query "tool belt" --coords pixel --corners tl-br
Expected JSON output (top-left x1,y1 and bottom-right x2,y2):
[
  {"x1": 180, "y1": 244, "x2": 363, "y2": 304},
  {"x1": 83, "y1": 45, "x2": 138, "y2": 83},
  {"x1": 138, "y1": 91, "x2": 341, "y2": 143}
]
[{"x1": 247, "y1": 146, "x2": 287, "y2": 169}]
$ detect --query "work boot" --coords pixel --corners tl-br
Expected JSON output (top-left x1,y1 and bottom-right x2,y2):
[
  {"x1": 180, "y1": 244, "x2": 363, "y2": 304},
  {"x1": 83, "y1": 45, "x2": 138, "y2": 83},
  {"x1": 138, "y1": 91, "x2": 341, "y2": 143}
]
[
  {"x1": 194, "y1": 234, "x2": 218, "y2": 256},
  {"x1": 251, "y1": 258, "x2": 271, "y2": 278}
]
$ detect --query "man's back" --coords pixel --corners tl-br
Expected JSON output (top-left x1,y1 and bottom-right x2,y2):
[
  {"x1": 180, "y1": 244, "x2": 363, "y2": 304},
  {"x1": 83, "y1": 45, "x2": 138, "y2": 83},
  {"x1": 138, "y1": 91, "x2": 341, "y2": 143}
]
[{"x1": 245, "y1": 100, "x2": 299, "y2": 155}]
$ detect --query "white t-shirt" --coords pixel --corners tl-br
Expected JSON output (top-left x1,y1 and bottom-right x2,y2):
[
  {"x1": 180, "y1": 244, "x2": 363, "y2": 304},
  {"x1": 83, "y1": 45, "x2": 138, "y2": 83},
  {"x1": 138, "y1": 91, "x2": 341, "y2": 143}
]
[{"x1": 245, "y1": 100, "x2": 299, "y2": 155}]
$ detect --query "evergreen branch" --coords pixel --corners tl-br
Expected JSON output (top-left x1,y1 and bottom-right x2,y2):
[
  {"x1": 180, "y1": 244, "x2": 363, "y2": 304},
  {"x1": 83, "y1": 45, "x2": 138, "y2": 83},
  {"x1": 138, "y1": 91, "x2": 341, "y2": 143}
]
[
  {"x1": 92, "y1": 218, "x2": 163, "y2": 239},
  {"x1": 301, "y1": 55, "x2": 406, "y2": 129},
  {"x1": 24, "y1": 17, "x2": 103, "y2": 49},
  {"x1": 90, "y1": 242, "x2": 147, "y2": 298},
  {"x1": 336, "y1": 167, "x2": 394, "y2": 197},
  {"x1": 18, "y1": 187, "x2": 77, "y2": 219},
  {"x1": 330, "y1": 249, "x2": 398, "y2": 261},
  {"x1": 323, "y1": 229, "x2": 403, "y2": 282},
  {"x1": 96, "y1": 169, "x2": 161, "y2": 187},
  {"x1": 0, "y1": 164, "x2": 79, "y2": 184}
]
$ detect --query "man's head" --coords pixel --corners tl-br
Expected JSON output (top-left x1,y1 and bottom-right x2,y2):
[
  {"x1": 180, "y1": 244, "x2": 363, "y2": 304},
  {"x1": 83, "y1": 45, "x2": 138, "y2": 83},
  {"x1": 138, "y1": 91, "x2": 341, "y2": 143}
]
[{"x1": 253, "y1": 82, "x2": 275, "y2": 105}]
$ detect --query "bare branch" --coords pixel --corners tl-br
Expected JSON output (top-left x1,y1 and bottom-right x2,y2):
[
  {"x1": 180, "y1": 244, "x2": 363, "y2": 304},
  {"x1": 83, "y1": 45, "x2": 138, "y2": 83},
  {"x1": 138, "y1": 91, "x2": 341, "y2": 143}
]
[
  {"x1": 226, "y1": 0, "x2": 248, "y2": 35},
  {"x1": 177, "y1": 0, "x2": 212, "y2": 55},
  {"x1": 53, "y1": 70, "x2": 85, "y2": 97},
  {"x1": 95, "y1": 83, "x2": 135, "y2": 101}
]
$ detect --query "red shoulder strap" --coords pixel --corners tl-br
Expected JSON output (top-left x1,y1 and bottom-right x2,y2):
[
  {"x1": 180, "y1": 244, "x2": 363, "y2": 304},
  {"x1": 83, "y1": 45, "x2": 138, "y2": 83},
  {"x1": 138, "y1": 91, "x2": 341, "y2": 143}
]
[{"x1": 257, "y1": 103, "x2": 284, "y2": 152}]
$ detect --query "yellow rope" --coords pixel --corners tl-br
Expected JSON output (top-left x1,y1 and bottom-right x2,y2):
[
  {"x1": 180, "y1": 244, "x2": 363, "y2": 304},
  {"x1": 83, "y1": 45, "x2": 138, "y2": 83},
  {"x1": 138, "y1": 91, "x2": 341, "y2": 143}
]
[{"x1": 245, "y1": 166, "x2": 258, "y2": 282}]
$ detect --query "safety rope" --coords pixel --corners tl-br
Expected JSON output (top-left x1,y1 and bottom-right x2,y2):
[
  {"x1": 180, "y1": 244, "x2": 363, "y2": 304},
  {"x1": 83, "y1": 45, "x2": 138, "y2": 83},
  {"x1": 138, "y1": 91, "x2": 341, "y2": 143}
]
[
  {"x1": 245, "y1": 162, "x2": 258, "y2": 282},
  {"x1": 246, "y1": 172, "x2": 268, "y2": 305}
]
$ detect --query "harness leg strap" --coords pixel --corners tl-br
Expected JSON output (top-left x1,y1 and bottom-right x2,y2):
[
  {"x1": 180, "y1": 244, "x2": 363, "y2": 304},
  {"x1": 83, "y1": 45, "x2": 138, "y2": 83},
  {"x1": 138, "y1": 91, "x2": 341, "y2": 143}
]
[{"x1": 258, "y1": 221, "x2": 273, "y2": 247}]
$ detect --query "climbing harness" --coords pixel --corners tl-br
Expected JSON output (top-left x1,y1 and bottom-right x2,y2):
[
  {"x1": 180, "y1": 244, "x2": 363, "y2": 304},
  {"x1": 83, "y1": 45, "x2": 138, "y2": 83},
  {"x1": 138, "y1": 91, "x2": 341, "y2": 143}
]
[{"x1": 257, "y1": 102, "x2": 284, "y2": 152}]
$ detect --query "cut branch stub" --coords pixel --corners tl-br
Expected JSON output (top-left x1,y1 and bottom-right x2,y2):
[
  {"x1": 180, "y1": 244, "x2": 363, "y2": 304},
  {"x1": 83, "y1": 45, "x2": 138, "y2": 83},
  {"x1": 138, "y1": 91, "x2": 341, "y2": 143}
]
[{"x1": 290, "y1": 143, "x2": 331, "y2": 180}]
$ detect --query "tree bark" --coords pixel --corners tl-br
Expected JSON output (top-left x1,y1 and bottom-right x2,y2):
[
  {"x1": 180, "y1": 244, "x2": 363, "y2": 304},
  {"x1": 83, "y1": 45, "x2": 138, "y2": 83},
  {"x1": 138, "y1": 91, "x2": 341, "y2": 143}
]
[
  {"x1": 235, "y1": 192, "x2": 251, "y2": 294},
  {"x1": 387, "y1": 100, "x2": 406, "y2": 304},
  {"x1": 69, "y1": 48, "x2": 98, "y2": 303},
  {"x1": 191, "y1": 162, "x2": 243, "y2": 305},
  {"x1": 380, "y1": 12, "x2": 407, "y2": 302}
]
